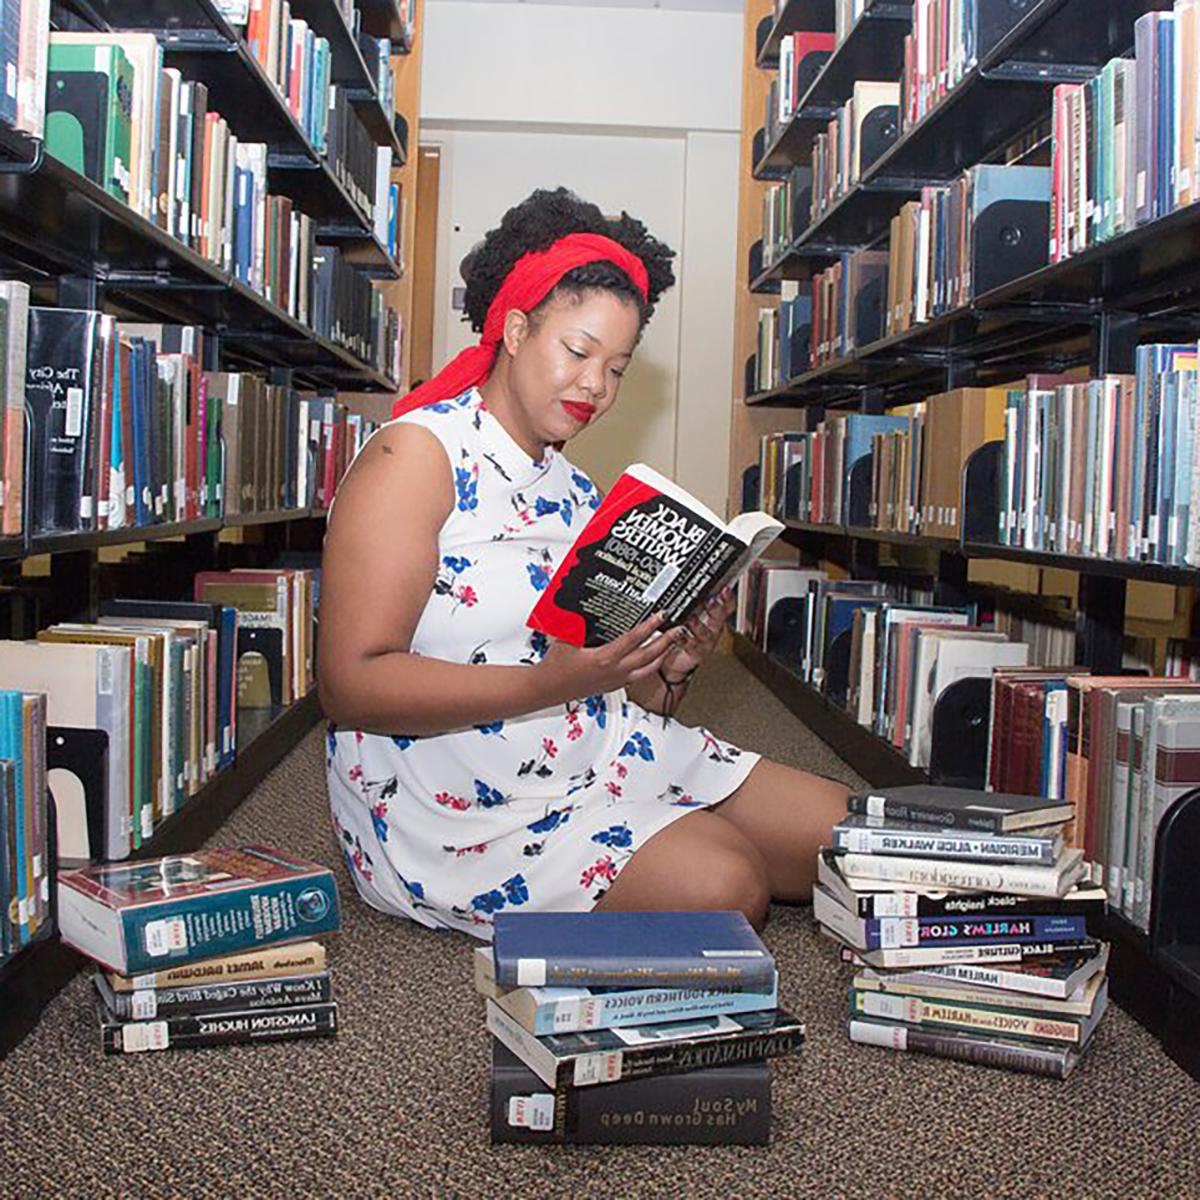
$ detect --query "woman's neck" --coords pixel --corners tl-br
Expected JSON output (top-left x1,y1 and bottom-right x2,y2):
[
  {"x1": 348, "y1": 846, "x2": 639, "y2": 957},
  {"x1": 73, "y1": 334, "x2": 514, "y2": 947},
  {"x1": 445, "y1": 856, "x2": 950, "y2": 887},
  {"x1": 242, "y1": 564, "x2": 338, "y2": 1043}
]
[{"x1": 478, "y1": 362, "x2": 549, "y2": 462}]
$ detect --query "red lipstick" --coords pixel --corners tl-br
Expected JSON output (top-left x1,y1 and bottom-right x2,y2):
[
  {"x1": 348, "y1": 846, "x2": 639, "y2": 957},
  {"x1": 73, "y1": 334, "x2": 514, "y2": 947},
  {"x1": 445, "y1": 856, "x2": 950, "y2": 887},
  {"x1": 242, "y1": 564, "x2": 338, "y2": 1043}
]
[{"x1": 561, "y1": 400, "x2": 595, "y2": 425}]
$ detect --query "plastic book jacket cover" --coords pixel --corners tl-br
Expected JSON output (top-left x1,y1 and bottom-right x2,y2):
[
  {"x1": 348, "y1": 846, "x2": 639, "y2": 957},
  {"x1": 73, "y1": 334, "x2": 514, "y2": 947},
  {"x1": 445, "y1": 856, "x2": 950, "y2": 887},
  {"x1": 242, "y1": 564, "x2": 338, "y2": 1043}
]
[
  {"x1": 527, "y1": 463, "x2": 781, "y2": 648},
  {"x1": 58, "y1": 845, "x2": 339, "y2": 975}
]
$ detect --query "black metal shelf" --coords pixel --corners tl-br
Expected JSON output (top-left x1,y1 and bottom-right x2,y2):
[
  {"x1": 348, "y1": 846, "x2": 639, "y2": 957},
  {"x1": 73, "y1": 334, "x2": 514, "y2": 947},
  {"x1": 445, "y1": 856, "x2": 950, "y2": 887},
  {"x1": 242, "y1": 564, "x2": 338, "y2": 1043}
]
[
  {"x1": 359, "y1": 0, "x2": 412, "y2": 49},
  {"x1": 348, "y1": 86, "x2": 406, "y2": 161},
  {"x1": 798, "y1": 3, "x2": 911, "y2": 111},
  {"x1": 749, "y1": 238, "x2": 849, "y2": 292},
  {"x1": 290, "y1": 0, "x2": 376, "y2": 88},
  {"x1": 0, "y1": 689, "x2": 323, "y2": 1061},
  {"x1": 757, "y1": 0, "x2": 835, "y2": 67},
  {"x1": 731, "y1": 632, "x2": 926, "y2": 787},
  {"x1": 800, "y1": 174, "x2": 934, "y2": 253},
  {"x1": 753, "y1": 104, "x2": 837, "y2": 175},
  {"x1": 2, "y1": 510, "x2": 323, "y2": 566}
]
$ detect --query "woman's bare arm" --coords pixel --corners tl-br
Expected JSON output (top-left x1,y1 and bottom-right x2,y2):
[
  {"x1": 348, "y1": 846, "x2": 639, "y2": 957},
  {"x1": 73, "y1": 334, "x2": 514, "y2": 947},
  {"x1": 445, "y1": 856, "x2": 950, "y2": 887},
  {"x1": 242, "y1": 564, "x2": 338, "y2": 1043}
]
[{"x1": 317, "y1": 422, "x2": 683, "y2": 735}]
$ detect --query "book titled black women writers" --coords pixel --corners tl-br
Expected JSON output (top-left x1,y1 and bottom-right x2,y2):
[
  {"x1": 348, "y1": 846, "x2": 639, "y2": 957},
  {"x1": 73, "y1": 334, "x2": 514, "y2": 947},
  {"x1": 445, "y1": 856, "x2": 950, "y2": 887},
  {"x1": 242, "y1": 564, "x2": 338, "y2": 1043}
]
[{"x1": 527, "y1": 463, "x2": 783, "y2": 647}]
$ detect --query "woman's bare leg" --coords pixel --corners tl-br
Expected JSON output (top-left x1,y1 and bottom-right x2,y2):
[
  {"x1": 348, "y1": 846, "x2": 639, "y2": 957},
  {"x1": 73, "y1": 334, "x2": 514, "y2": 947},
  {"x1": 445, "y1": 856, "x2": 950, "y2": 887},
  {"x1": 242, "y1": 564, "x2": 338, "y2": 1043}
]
[
  {"x1": 594, "y1": 808, "x2": 771, "y2": 928},
  {"x1": 713, "y1": 758, "x2": 849, "y2": 901}
]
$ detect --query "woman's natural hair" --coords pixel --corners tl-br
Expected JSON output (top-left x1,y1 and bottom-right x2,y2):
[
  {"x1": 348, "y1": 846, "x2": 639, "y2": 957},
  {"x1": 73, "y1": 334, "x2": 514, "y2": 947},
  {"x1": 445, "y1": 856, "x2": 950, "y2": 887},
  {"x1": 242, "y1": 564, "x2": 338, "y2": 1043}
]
[{"x1": 460, "y1": 187, "x2": 676, "y2": 334}]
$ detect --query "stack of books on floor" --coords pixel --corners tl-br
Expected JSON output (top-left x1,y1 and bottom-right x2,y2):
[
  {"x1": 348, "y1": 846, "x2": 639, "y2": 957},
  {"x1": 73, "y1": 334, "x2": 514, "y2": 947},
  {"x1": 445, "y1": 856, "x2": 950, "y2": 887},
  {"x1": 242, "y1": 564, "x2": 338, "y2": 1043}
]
[
  {"x1": 478, "y1": 911, "x2": 804, "y2": 1145},
  {"x1": 814, "y1": 786, "x2": 1110, "y2": 1079},
  {"x1": 56, "y1": 845, "x2": 341, "y2": 1054}
]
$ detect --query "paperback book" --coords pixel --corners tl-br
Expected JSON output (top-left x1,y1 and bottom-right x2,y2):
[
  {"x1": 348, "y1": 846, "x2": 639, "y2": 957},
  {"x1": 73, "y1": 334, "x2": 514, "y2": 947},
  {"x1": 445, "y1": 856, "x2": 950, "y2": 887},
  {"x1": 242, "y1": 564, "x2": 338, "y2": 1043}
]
[
  {"x1": 94, "y1": 970, "x2": 332, "y2": 1020},
  {"x1": 527, "y1": 463, "x2": 782, "y2": 647},
  {"x1": 99, "y1": 1000, "x2": 338, "y2": 1053},
  {"x1": 845, "y1": 785, "x2": 1074, "y2": 833},
  {"x1": 831, "y1": 814, "x2": 1064, "y2": 866}
]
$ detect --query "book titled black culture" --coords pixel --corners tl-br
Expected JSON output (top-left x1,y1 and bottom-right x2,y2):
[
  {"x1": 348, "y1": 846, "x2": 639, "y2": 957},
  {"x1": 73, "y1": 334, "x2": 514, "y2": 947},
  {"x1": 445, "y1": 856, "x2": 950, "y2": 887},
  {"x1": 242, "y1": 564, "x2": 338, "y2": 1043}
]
[{"x1": 527, "y1": 463, "x2": 783, "y2": 647}]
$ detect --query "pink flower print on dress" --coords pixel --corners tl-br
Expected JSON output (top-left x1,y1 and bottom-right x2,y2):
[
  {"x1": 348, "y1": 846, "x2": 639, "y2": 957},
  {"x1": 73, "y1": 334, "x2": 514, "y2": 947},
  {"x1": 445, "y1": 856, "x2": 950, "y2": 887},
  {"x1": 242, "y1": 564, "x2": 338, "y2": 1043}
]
[
  {"x1": 435, "y1": 791, "x2": 471, "y2": 812},
  {"x1": 605, "y1": 781, "x2": 623, "y2": 798},
  {"x1": 580, "y1": 854, "x2": 617, "y2": 889}
]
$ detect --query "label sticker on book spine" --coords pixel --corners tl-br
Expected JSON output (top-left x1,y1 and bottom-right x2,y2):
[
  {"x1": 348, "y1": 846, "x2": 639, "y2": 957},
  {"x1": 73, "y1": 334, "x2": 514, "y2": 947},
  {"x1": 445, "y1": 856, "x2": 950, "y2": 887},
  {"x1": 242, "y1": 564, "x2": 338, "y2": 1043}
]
[
  {"x1": 642, "y1": 561, "x2": 680, "y2": 604},
  {"x1": 701, "y1": 949, "x2": 765, "y2": 958},
  {"x1": 130, "y1": 989, "x2": 158, "y2": 1021},
  {"x1": 552, "y1": 1000, "x2": 583, "y2": 1032},
  {"x1": 852, "y1": 1019, "x2": 908, "y2": 1051},
  {"x1": 865, "y1": 795, "x2": 887, "y2": 818},
  {"x1": 144, "y1": 916, "x2": 188, "y2": 958},
  {"x1": 508, "y1": 1094, "x2": 555, "y2": 1131},
  {"x1": 573, "y1": 1051, "x2": 622, "y2": 1087},
  {"x1": 880, "y1": 918, "x2": 919, "y2": 948},
  {"x1": 65, "y1": 387, "x2": 84, "y2": 438},
  {"x1": 120, "y1": 1021, "x2": 169, "y2": 1053},
  {"x1": 516, "y1": 958, "x2": 546, "y2": 987}
]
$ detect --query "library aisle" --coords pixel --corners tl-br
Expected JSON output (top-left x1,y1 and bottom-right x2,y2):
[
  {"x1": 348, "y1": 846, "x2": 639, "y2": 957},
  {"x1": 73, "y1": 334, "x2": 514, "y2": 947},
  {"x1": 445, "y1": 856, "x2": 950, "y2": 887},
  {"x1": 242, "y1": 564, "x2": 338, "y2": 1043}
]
[{"x1": 1, "y1": 650, "x2": 1197, "y2": 1197}]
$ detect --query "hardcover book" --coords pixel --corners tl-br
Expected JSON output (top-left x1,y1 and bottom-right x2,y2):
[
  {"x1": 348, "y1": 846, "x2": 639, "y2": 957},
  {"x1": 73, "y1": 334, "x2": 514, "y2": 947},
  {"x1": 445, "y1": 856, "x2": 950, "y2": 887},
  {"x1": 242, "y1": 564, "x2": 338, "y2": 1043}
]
[
  {"x1": 526, "y1": 463, "x2": 782, "y2": 647},
  {"x1": 487, "y1": 999, "x2": 803, "y2": 1090},
  {"x1": 99, "y1": 999, "x2": 337, "y2": 1053},
  {"x1": 58, "y1": 846, "x2": 340, "y2": 975},
  {"x1": 845, "y1": 785, "x2": 1074, "y2": 833},
  {"x1": 474, "y1": 945, "x2": 778, "y2": 1036},
  {"x1": 491, "y1": 910, "x2": 776, "y2": 993},
  {"x1": 489, "y1": 1042, "x2": 771, "y2": 1145}
]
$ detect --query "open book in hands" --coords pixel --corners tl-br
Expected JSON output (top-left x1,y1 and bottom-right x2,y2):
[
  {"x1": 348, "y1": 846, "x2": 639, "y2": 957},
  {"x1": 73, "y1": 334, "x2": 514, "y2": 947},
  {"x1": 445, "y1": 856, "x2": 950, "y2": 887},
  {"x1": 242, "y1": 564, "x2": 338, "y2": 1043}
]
[{"x1": 527, "y1": 463, "x2": 783, "y2": 648}]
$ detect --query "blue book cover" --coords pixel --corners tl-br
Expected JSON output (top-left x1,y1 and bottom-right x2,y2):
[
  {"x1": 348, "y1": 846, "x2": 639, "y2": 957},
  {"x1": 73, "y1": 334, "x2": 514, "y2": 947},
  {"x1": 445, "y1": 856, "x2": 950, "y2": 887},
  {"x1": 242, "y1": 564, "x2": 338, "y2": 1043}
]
[
  {"x1": 850, "y1": 913, "x2": 1088, "y2": 952},
  {"x1": 0, "y1": 756, "x2": 10, "y2": 958},
  {"x1": 128, "y1": 340, "x2": 149, "y2": 526},
  {"x1": 491, "y1": 911, "x2": 775, "y2": 993},
  {"x1": 218, "y1": 605, "x2": 237, "y2": 767},
  {"x1": 1156, "y1": 14, "x2": 1176, "y2": 219},
  {"x1": 841, "y1": 415, "x2": 906, "y2": 523},
  {"x1": 234, "y1": 166, "x2": 253, "y2": 285},
  {"x1": 387, "y1": 182, "x2": 399, "y2": 256},
  {"x1": 58, "y1": 845, "x2": 340, "y2": 975},
  {"x1": 0, "y1": 690, "x2": 27, "y2": 947}
]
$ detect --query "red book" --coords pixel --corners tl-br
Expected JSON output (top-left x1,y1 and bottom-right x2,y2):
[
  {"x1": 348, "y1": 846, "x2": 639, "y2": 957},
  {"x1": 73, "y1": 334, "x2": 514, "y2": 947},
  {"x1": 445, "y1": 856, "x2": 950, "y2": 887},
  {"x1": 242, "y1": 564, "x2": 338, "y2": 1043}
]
[{"x1": 527, "y1": 464, "x2": 783, "y2": 648}]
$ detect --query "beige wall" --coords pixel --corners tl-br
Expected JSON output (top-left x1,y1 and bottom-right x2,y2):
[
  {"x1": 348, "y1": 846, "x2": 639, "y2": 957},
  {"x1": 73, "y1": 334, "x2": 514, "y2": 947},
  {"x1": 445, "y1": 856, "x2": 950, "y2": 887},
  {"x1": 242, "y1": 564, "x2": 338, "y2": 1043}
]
[{"x1": 418, "y1": 1, "x2": 741, "y2": 511}]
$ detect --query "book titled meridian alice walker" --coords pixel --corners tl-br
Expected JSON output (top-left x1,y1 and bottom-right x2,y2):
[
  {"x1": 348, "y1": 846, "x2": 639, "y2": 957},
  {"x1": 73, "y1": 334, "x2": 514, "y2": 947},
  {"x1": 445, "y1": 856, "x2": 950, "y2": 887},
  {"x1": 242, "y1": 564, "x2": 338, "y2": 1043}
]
[
  {"x1": 527, "y1": 463, "x2": 783, "y2": 647},
  {"x1": 831, "y1": 814, "x2": 1064, "y2": 866},
  {"x1": 57, "y1": 846, "x2": 340, "y2": 975},
  {"x1": 491, "y1": 911, "x2": 775, "y2": 993},
  {"x1": 846, "y1": 785, "x2": 1074, "y2": 833}
]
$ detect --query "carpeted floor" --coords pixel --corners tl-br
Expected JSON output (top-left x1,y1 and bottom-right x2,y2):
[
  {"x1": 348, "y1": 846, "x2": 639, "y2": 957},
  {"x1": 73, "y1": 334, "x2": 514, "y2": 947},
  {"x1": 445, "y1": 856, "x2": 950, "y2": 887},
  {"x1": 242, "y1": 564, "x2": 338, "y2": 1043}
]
[{"x1": 2, "y1": 651, "x2": 1198, "y2": 1199}]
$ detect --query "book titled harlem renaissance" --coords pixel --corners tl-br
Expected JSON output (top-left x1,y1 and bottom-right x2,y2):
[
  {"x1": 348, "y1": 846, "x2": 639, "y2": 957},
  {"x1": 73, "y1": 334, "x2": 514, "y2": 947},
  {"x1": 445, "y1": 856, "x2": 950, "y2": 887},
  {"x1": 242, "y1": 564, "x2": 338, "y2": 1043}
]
[{"x1": 528, "y1": 463, "x2": 783, "y2": 647}]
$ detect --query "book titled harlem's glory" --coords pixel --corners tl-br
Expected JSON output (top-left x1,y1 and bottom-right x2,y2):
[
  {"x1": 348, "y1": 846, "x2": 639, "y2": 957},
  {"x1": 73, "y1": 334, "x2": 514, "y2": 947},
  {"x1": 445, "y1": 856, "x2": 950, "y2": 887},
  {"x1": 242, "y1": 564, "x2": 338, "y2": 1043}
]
[
  {"x1": 58, "y1": 847, "x2": 340, "y2": 975},
  {"x1": 527, "y1": 463, "x2": 782, "y2": 647}
]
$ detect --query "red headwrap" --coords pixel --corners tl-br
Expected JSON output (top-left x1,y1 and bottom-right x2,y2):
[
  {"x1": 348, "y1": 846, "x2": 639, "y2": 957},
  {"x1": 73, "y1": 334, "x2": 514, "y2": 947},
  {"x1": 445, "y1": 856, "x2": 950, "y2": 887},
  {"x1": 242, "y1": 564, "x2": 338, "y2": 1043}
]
[{"x1": 392, "y1": 231, "x2": 650, "y2": 418}]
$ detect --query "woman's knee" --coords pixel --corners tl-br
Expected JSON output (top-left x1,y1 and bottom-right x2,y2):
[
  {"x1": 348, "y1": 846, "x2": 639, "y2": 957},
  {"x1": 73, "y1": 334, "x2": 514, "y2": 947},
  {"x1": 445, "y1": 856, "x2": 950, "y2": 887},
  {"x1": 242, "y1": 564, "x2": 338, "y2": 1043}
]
[{"x1": 693, "y1": 843, "x2": 771, "y2": 929}]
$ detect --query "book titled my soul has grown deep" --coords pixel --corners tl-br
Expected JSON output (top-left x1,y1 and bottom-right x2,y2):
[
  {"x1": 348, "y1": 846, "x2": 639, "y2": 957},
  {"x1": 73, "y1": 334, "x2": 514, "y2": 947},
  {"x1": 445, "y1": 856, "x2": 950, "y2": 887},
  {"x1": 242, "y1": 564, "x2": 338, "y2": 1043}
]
[{"x1": 527, "y1": 463, "x2": 782, "y2": 648}]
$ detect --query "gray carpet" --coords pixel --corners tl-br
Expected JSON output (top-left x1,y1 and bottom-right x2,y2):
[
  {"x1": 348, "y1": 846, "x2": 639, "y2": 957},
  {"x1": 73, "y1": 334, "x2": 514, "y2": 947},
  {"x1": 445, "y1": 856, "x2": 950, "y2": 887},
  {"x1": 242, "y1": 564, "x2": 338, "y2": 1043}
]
[{"x1": 2, "y1": 651, "x2": 1198, "y2": 1199}]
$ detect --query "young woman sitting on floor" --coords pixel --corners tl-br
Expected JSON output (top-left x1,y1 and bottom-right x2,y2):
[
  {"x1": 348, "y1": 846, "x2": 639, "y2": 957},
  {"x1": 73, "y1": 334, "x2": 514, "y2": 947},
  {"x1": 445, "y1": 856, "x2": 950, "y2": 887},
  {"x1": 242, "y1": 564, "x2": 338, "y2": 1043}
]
[{"x1": 318, "y1": 187, "x2": 848, "y2": 939}]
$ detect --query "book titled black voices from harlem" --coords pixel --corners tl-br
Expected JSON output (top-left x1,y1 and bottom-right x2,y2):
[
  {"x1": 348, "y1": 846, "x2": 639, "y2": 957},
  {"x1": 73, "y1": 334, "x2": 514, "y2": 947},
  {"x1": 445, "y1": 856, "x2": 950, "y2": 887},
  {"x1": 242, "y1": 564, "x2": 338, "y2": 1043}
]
[{"x1": 527, "y1": 463, "x2": 783, "y2": 647}]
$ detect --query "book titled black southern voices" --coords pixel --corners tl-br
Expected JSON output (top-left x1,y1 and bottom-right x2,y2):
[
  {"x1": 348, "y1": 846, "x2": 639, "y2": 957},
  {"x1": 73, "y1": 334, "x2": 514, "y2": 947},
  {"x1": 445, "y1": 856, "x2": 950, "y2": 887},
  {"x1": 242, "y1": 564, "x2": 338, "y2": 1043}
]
[
  {"x1": 490, "y1": 911, "x2": 776, "y2": 992},
  {"x1": 527, "y1": 463, "x2": 783, "y2": 647},
  {"x1": 57, "y1": 847, "x2": 340, "y2": 975}
]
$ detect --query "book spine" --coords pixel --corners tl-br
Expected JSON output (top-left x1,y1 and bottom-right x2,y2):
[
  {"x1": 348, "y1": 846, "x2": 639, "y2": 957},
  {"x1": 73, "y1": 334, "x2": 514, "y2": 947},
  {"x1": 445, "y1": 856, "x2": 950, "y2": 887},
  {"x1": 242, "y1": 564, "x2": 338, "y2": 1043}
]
[
  {"x1": 849, "y1": 1019, "x2": 1077, "y2": 1078},
  {"x1": 531, "y1": 982, "x2": 779, "y2": 1036},
  {"x1": 498, "y1": 956, "x2": 776, "y2": 996},
  {"x1": 101, "y1": 1001, "x2": 337, "y2": 1052},
  {"x1": 855, "y1": 939, "x2": 1094, "y2": 970},
  {"x1": 856, "y1": 886, "x2": 1101, "y2": 923},
  {"x1": 102, "y1": 971, "x2": 332, "y2": 1019},
  {"x1": 115, "y1": 870, "x2": 339, "y2": 975},
  {"x1": 845, "y1": 794, "x2": 1006, "y2": 833},
  {"x1": 834, "y1": 826, "x2": 1058, "y2": 865},
  {"x1": 555, "y1": 1022, "x2": 804, "y2": 1090},
  {"x1": 860, "y1": 914, "x2": 1088, "y2": 951},
  {"x1": 490, "y1": 1055, "x2": 771, "y2": 1146},
  {"x1": 114, "y1": 940, "x2": 327, "y2": 992},
  {"x1": 852, "y1": 990, "x2": 1088, "y2": 1045}
]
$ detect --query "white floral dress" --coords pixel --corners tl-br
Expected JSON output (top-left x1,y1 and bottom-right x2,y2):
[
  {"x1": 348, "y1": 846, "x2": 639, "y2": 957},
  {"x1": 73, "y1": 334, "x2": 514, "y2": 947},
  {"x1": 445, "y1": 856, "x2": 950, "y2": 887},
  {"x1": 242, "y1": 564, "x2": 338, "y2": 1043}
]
[{"x1": 325, "y1": 388, "x2": 759, "y2": 939}]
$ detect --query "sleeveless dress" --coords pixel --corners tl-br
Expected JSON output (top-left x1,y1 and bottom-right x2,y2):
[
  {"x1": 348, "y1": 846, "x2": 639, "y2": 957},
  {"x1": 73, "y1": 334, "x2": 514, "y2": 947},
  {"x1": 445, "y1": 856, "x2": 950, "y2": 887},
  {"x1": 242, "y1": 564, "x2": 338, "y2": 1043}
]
[{"x1": 325, "y1": 388, "x2": 759, "y2": 939}]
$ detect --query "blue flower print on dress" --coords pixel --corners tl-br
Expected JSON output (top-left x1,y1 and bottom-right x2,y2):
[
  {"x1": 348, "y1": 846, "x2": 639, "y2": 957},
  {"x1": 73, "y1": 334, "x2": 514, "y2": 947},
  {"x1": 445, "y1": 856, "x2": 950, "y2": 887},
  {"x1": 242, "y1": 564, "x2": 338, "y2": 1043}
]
[
  {"x1": 474, "y1": 779, "x2": 507, "y2": 808},
  {"x1": 526, "y1": 562, "x2": 551, "y2": 591},
  {"x1": 535, "y1": 497, "x2": 560, "y2": 518},
  {"x1": 527, "y1": 808, "x2": 571, "y2": 834},
  {"x1": 371, "y1": 802, "x2": 389, "y2": 842},
  {"x1": 471, "y1": 887, "x2": 507, "y2": 914},
  {"x1": 571, "y1": 469, "x2": 594, "y2": 494},
  {"x1": 392, "y1": 735, "x2": 417, "y2": 751},
  {"x1": 442, "y1": 554, "x2": 473, "y2": 574},
  {"x1": 454, "y1": 456, "x2": 480, "y2": 512},
  {"x1": 560, "y1": 498, "x2": 574, "y2": 526},
  {"x1": 503, "y1": 874, "x2": 530, "y2": 905},
  {"x1": 584, "y1": 694, "x2": 608, "y2": 729},
  {"x1": 620, "y1": 731, "x2": 656, "y2": 761},
  {"x1": 326, "y1": 723, "x2": 337, "y2": 761},
  {"x1": 405, "y1": 879, "x2": 425, "y2": 900},
  {"x1": 592, "y1": 823, "x2": 633, "y2": 849},
  {"x1": 520, "y1": 630, "x2": 550, "y2": 665},
  {"x1": 428, "y1": 402, "x2": 455, "y2": 413},
  {"x1": 475, "y1": 720, "x2": 505, "y2": 736}
]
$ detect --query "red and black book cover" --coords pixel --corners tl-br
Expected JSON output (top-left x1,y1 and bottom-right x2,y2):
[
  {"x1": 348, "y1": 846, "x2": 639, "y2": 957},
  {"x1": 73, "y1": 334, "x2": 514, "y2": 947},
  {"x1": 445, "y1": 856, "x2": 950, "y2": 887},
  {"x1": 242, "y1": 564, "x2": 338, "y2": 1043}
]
[{"x1": 527, "y1": 465, "x2": 739, "y2": 649}]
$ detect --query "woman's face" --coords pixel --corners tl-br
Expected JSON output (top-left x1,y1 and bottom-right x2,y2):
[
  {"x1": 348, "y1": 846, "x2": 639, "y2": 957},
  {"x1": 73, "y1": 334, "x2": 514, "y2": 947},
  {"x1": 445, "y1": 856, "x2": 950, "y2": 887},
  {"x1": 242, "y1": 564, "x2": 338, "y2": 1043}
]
[{"x1": 506, "y1": 288, "x2": 641, "y2": 447}]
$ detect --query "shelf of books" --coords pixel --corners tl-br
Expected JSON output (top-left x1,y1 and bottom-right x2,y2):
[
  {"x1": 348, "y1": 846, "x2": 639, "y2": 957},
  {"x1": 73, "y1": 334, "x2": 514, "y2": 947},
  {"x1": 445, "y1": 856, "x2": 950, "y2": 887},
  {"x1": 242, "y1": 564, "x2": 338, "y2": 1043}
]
[
  {"x1": 0, "y1": 0, "x2": 421, "y2": 1059},
  {"x1": 729, "y1": 0, "x2": 1200, "y2": 1083}
]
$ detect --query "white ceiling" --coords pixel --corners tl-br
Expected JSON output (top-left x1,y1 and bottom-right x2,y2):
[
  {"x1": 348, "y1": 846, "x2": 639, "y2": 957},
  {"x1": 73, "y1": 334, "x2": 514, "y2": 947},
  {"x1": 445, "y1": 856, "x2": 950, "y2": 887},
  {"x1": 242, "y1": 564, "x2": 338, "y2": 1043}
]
[{"x1": 427, "y1": 0, "x2": 745, "y2": 11}]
